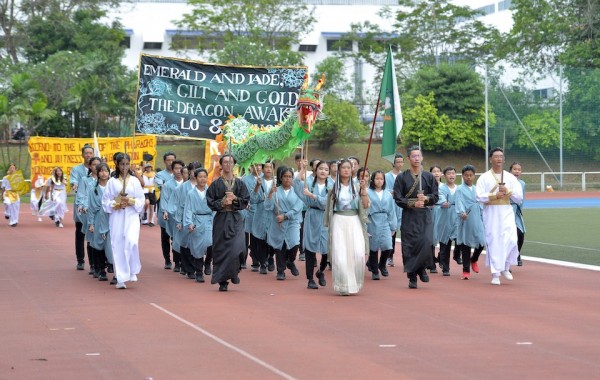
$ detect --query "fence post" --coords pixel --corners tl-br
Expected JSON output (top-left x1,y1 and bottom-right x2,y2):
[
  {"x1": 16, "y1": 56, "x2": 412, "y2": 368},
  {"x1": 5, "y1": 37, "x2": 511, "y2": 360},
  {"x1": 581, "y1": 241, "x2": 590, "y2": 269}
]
[
  {"x1": 582, "y1": 172, "x2": 586, "y2": 192},
  {"x1": 541, "y1": 172, "x2": 545, "y2": 192}
]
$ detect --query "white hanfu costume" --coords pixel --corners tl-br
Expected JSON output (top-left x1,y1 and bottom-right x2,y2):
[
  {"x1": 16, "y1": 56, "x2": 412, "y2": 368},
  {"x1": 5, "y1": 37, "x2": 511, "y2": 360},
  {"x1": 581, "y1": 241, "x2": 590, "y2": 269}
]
[
  {"x1": 475, "y1": 170, "x2": 523, "y2": 275},
  {"x1": 102, "y1": 174, "x2": 145, "y2": 285}
]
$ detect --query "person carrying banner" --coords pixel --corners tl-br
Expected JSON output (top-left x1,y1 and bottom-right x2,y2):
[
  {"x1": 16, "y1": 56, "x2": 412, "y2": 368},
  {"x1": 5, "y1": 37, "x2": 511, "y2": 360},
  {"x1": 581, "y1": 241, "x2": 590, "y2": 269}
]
[
  {"x1": 155, "y1": 151, "x2": 176, "y2": 269},
  {"x1": 206, "y1": 154, "x2": 250, "y2": 292},
  {"x1": 70, "y1": 144, "x2": 94, "y2": 270}
]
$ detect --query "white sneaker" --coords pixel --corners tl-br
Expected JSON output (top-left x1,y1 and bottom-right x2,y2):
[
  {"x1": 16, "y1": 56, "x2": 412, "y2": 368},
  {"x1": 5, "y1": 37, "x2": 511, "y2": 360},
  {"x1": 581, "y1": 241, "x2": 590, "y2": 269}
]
[
  {"x1": 491, "y1": 276, "x2": 501, "y2": 285},
  {"x1": 116, "y1": 282, "x2": 127, "y2": 289},
  {"x1": 501, "y1": 270, "x2": 513, "y2": 281},
  {"x1": 130, "y1": 274, "x2": 138, "y2": 282},
  {"x1": 37, "y1": 217, "x2": 42, "y2": 222},
  {"x1": 58, "y1": 223, "x2": 64, "y2": 228}
]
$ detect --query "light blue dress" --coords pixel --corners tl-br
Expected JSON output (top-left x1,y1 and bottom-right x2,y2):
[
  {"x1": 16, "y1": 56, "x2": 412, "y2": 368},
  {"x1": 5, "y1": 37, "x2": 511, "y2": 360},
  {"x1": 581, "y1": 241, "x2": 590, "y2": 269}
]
[
  {"x1": 511, "y1": 179, "x2": 526, "y2": 233},
  {"x1": 183, "y1": 186, "x2": 214, "y2": 259},
  {"x1": 86, "y1": 183, "x2": 113, "y2": 264},
  {"x1": 385, "y1": 171, "x2": 402, "y2": 231},
  {"x1": 155, "y1": 170, "x2": 173, "y2": 229},
  {"x1": 172, "y1": 180, "x2": 194, "y2": 252},
  {"x1": 367, "y1": 188, "x2": 397, "y2": 251},
  {"x1": 292, "y1": 177, "x2": 331, "y2": 254},
  {"x1": 162, "y1": 178, "x2": 184, "y2": 238},
  {"x1": 437, "y1": 183, "x2": 458, "y2": 244},
  {"x1": 265, "y1": 186, "x2": 303, "y2": 250},
  {"x1": 70, "y1": 164, "x2": 88, "y2": 223},
  {"x1": 455, "y1": 184, "x2": 486, "y2": 248},
  {"x1": 242, "y1": 173, "x2": 258, "y2": 234},
  {"x1": 250, "y1": 177, "x2": 275, "y2": 240}
]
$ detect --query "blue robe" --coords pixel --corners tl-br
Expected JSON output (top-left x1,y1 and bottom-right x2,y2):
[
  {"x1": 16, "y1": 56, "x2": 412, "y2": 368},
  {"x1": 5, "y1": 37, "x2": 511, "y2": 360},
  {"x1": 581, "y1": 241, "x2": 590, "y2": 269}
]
[
  {"x1": 292, "y1": 177, "x2": 331, "y2": 254},
  {"x1": 76, "y1": 175, "x2": 96, "y2": 241},
  {"x1": 265, "y1": 186, "x2": 303, "y2": 250},
  {"x1": 250, "y1": 177, "x2": 275, "y2": 240},
  {"x1": 86, "y1": 183, "x2": 113, "y2": 264},
  {"x1": 455, "y1": 184, "x2": 486, "y2": 248},
  {"x1": 70, "y1": 164, "x2": 89, "y2": 223},
  {"x1": 511, "y1": 179, "x2": 526, "y2": 233},
  {"x1": 172, "y1": 180, "x2": 194, "y2": 252},
  {"x1": 385, "y1": 171, "x2": 403, "y2": 231},
  {"x1": 242, "y1": 174, "x2": 258, "y2": 234},
  {"x1": 183, "y1": 187, "x2": 214, "y2": 259},
  {"x1": 155, "y1": 170, "x2": 173, "y2": 229},
  {"x1": 367, "y1": 188, "x2": 397, "y2": 251},
  {"x1": 436, "y1": 183, "x2": 458, "y2": 244},
  {"x1": 161, "y1": 178, "x2": 184, "y2": 238}
]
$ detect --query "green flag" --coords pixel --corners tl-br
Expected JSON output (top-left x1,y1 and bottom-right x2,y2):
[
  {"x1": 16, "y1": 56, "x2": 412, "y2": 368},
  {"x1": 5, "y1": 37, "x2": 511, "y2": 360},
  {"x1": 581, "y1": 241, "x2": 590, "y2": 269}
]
[{"x1": 379, "y1": 47, "x2": 403, "y2": 162}]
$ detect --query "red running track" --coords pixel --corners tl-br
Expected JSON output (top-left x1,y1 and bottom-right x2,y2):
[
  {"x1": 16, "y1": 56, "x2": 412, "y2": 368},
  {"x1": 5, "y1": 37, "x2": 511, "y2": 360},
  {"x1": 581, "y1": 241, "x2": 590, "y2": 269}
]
[{"x1": 1, "y1": 204, "x2": 599, "y2": 379}]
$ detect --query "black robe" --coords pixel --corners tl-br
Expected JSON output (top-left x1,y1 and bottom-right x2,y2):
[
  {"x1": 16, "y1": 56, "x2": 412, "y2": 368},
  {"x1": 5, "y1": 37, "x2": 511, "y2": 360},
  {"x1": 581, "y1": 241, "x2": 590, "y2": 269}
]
[
  {"x1": 206, "y1": 177, "x2": 250, "y2": 284},
  {"x1": 393, "y1": 170, "x2": 439, "y2": 273}
]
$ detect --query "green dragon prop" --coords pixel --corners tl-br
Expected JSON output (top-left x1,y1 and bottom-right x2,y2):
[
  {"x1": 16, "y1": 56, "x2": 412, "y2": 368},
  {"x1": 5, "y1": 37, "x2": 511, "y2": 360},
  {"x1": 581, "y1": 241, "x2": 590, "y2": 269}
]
[{"x1": 220, "y1": 74, "x2": 325, "y2": 171}]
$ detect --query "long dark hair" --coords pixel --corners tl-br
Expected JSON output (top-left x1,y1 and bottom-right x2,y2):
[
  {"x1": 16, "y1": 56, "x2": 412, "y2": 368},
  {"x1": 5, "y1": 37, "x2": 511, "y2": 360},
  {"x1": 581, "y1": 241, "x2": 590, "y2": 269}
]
[
  {"x1": 310, "y1": 160, "x2": 330, "y2": 195},
  {"x1": 332, "y1": 159, "x2": 356, "y2": 207},
  {"x1": 369, "y1": 170, "x2": 386, "y2": 190},
  {"x1": 94, "y1": 163, "x2": 111, "y2": 195},
  {"x1": 87, "y1": 157, "x2": 102, "y2": 176},
  {"x1": 112, "y1": 153, "x2": 131, "y2": 178}
]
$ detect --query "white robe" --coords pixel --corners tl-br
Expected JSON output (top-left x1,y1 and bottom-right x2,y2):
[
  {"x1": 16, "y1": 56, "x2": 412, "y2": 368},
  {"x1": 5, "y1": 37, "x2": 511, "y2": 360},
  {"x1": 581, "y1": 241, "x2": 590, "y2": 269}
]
[
  {"x1": 475, "y1": 170, "x2": 523, "y2": 274},
  {"x1": 102, "y1": 175, "x2": 145, "y2": 284}
]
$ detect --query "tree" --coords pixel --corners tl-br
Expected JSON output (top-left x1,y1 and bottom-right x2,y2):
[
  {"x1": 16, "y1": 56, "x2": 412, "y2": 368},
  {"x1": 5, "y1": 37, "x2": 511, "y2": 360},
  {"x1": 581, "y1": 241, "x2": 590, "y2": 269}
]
[
  {"x1": 311, "y1": 56, "x2": 353, "y2": 101},
  {"x1": 516, "y1": 110, "x2": 577, "y2": 151},
  {"x1": 503, "y1": 0, "x2": 600, "y2": 72},
  {"x1": 175, "y1": 0, "x2": 315, "y2": 66},
  {"x1": 343, "y1": 0, "x2": 501, "y2": 79},
  {"x1": 312, "y1": 95, "x2": 366, "y2": 150}
]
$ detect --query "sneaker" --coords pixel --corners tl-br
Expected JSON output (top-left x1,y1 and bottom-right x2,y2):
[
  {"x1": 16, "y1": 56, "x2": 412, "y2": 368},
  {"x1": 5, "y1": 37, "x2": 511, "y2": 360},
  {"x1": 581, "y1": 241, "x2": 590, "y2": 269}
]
[
  {"x1": 195, "y1": 273, "x2": 205, "y2": 283},
  {"x1": 386, "y1": 257, "x2": 394, "y2": 267},
  {"x1": 461, "y1": 272, "x2": 470, "y2": 280},
  {"x1": 76, "y1": 263, "x2": 85, "y2": 271},
  {"x1": 110, "y1": 277, "x2": 118, "y2": 285},
  {"x1": 287, "y1": 262, "x2": 300, "y2": 276},
  {"x1": 307, "y1": 279, "x2": 318, "y2": 289},
  {"x1": 442, "y1": 270, "x2": 450, "y2": 276},
  {"x1": 148, "y1": 222, "x2": 155, "y2": 227},
  {"x1": 379, "y1": 266, "x2": 389, "y2": 277},
  {"x1": 55, "y1": 220, "x2": 60, "y2": 227},
  {"x1": 418, "y1": 268, "x2": 430, "y2": 283},
  {"x1": 58, "y1": 223, "x2": 64, "y2": 228},
  {"x1": 164, "y1": 262, "x2": 172, "y2": 270},
  {"x1": 204, "y1": 265, "x2": 212, "y2": 275},
  {"x1": 316, "y1": 271, "x2": 326, "y2": 287},
  {"x1": 501, "y1": 270, "x2": 513, "y2": 281},
  {"x1": 430, "y1": 268, "x2": 438, "y2": 274},
  {"x1": 267, "y1": 263, "x2": 275, "y2": 272},
  {"x1": 186, "y1": 272, "x2": 195, "y2": 279},
  {"x1": 37, "y1": 217, "x2": 42, "y2": 222},
  {"x1": 116, "y1": 282, "x2": 127, "y2": 289},
  {"x1": 471, "y1": 261, "x2": 480, "y2": 273},
  {"x1": 517, "y1": 258, "x2": 523, "y2": 266},
  {"x1": 276, "y1": 272, "x2": 286, "y2": 281},
  {"x1": 259, "y1": 265, "x2": 268, "y2": 275},
  {"x1": 372, "y1": 272, "x2": 380, "y2": 280},
  {"x1": 98, "y1": 273, "x2": 108, "y2": 281},
  {"x1": 408, "y1": 278, "x2": 418, "y2": 289},
  {"x1": 130, "y1": 274, "x2": 138, "y2": 282},
  {"x1": 173, "y1": 264, "x2": 181, "y2": 272},
  {"x1": 250, "y1": 265, "x2": 259, "y2": 272},
  {"x1": 299, "y1": 252, "x2": 306, "y2": 261},
  {"x1": 491, "y1": 276, "x2": 501, "y2": 285}
]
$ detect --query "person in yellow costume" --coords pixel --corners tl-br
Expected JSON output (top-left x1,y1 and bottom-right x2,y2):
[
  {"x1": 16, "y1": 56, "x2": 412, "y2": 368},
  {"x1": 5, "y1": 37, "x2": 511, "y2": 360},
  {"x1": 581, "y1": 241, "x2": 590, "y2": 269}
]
[
  {"x1": 2, "y1": 163, "x2": 22, "y2": 227},
  {"x1": 142, "y1": 160, "x2": 157, "y2": 226}
]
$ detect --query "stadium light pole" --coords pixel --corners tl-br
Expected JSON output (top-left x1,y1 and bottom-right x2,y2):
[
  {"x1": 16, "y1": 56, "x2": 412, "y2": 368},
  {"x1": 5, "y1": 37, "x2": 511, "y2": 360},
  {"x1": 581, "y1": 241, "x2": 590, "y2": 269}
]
[{"x1": 559, "y1": 65, "x2": 563, "y2": 188}]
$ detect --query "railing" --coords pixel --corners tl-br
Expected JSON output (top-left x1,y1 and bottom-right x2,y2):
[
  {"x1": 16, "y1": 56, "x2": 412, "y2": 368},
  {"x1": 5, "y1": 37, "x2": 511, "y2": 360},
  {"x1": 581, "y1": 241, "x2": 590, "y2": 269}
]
[{"x1": 452, "y1": 172, "x2": 600, "y2": 192}]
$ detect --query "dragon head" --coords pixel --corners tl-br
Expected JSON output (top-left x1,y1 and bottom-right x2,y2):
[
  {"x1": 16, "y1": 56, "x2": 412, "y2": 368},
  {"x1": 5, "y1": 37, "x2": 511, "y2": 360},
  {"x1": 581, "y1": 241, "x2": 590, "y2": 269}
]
[{"x1": 296, "y1": 74, "x2": 325, "y2": 134}]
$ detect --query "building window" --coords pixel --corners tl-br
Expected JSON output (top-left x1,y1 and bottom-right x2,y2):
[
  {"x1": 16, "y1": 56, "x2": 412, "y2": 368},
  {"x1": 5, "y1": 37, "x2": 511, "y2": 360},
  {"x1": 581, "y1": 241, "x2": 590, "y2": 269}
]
[
  {"x1": 476, "y1": 4, "x2": 495, "y2": 16},
  {"x1": 358, "y1": 40, "x2": 397, "y2": 53},
  {"x1": 326, "y1": 39, "x2": 352, "y2": 52},
  {"x1": 120, "y1": 36, "x2": 131, "y2": 49},
  {"x1": 498, "y1": 0, "x2": 512, "y2": 11},
  {"x1": 532, "y1": 88, "x2": 554, "y2": 100},
  {"x1": 171, "y1": 35, "x2": 201, "y2": 50},
  {"x1": 143, "y1": 42, "x2": 163, "y2": 49},
  {"x1": 298, "y1": 44, "x2": 317, "y2": 52}
]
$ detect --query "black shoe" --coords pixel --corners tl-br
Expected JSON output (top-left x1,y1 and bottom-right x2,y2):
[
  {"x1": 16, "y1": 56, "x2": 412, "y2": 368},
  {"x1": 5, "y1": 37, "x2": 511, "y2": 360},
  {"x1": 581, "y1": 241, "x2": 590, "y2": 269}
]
[
  {"x1": 195, "y1": 273, "x2": 205, "y2": 283},
  {"x1": 287, "y1": 261, "x2": 300, "y2": 276},
  {"x1": 88, "y1": 268, "x2": 94, "y2": 275},
  {"x1": 76, "y1": 263, "x2": 85, "y2": 271},
  {"x1": 307, "y1": 279, "x2": 318, "y2": 289},
  {"x1": 418, "y1": 269, "x2": 430, "y2": 283},
  {"x1": 454, "y1": 256, "x2": 463, "y2": 265},
  {"x1": 442, "y1": 270, "x2": 450, "y2": 276},
  {"x1": 240, "y1": 263, "x2": 247, "y2": 269},
  {"x1": 372, "y1": 272, "x2": 380, "y2": 280},
  {"x1": 430, "y1": 268, "x2": 438, "y2": 274},
  {"x1": 164, "y1": 262, "x2": 172, "y2": 270},
  {"x1": 250, "y1": 265, "x2": 259, "y2": 272},
  {"x1": 186, "y1": 272, "x2": 195, "y2": 279},
  {"x1": 379, "y1": 266, "x2": 389, "y2": 277},
  {"x1": 110, "y1": 277, "x2": 118, "y2": 285},
  {"x1": 316, "y1": 271, "x2": 326, "y2": 286},
  {"x1": 408, "y1": 279, "x2": 418, "y2": 289},
  {"x1": 93, "y1": 270, "x2": 100, "y2": 279},
  {"x1": 268, "y1": 263, "x2": 275, "y2": 272},
  {"x1": 231, "y1": 276, "x2": 240, "y2": 284},
  {"x1": 204, "y1": 265, "x2": 212, "y2": 275},
  {"x1": 173, "y1": 264, "x2": 181, "y2": 272},
  {"x1": 218, "y1": 282, "x2": 228, "y2": 291},
  {"x1": 4, "y1": 215, "x2": 8, "y2": 220},
  {"x1": 259, "y1": 265, "x2": 268, "y2": 275},
  {"x1": 107, "y1": 264, "x2": 114, "y2": 273},
  {"x1": 276, "y1": 272, "x2": 286, "y2": 280},
  {"x1": 98, "y1": 273, "x2": 108, "y2": 281},
  {"x1": 299, "y1": 252, "x2": 305, "y2": 261}
]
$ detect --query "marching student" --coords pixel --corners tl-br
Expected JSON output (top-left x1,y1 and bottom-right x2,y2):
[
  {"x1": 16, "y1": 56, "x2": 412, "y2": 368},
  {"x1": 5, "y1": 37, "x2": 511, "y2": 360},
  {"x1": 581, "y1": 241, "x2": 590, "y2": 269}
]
[
  {"x1": 437, "y1": 166, "x2": 459, "y2": 276},
  {"x1": 1, "y1": 163, "x2": 20, "y2": 227},
  {"x1": 324, "y1": 159, "x2": 370, "y2": 295},
  {"x1": 384, "y1": 153, "x2": 404, "y2": 267},
  {"x1": 367, "y1": 170, "x2": 397, "y2": 280},
  {"x1": 174, "y1": 161, "x2": 202, "y2": 279},
  {"x1": 44, "y1": 166, "x2": 69, "y2": 229},
  {"x1": 265, "y1": 167, "x2": 304, "y2": 281},
  {"x1": 70, "y1": 144, "x2": 94, "y2": 270},
  {"x1": 101, "y1": 153, "x2": 145, "y2": 289},
  {"x1": 161, "y1": 159, "x2": 186, "y2": 273},
  {"x1": 76, "y1": 157, "x2": 102, "y2": 275},
  {"x1": 293, "y1": 160, "x2": 332, "y2": 289},
  {"x1": 429, "y1": 165, "x2": 443, "y2": 273},
  {"x1": 510, "y1": 162, "x2": 526, "y2": 266},
  {"x1": 183, "y1": 167, "x2": 214, "y2": 283},
  {"x1": 155, "y1": 151, "x2": 176, "y2": 269},
  {"x1": 250, "y1": 161, "x2": 276, "y2": 274},
  {"x1": 242, "y1": 165, "x2": 261, "y2": 271},
  {"x1": 455, "y1": 165, "x2": 485, "y2": 280},
  {"x1": 30, "y1": 174, "x2": 45, "y2": 222},
  {"x1": 142, "y1": 161, "x2": 157, "y2": 226},
  {"x1": 87, "y1": 163, "x2": 114, "y2": 283}
]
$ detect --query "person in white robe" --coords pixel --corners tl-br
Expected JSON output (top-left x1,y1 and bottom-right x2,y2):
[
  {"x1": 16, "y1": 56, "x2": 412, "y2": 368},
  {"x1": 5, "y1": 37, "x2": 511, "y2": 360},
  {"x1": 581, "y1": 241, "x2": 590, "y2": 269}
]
[
  {"x1": 476, "y1": 148, "x2": 523, "y2": 285},
  {"x1": 102, "y1": 153, "x2": 145, "y2": 289}
]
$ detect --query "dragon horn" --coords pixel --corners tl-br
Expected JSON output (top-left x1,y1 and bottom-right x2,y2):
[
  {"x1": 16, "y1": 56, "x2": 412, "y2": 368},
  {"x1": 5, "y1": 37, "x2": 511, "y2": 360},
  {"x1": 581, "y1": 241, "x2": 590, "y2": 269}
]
[
  {"x1": 314, "y1": 74, "x2": 326, "y2": 91},
  {"x1": 301, "y1": 73, "x2": 310, "y2": 90}
]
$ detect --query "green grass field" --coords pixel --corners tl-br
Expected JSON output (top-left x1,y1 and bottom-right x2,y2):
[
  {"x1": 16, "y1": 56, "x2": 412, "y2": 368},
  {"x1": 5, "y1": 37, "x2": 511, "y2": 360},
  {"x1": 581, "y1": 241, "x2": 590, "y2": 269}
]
[{"x1": 522, "y1": 208, "x2": 600, "y2": 266}]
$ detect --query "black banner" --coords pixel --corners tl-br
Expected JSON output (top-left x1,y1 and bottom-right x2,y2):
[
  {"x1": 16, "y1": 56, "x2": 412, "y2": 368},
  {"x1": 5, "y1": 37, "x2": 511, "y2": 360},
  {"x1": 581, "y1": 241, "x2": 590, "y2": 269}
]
[{"x1": 135, "y1": 54, "x2": 307, "y2": 140}]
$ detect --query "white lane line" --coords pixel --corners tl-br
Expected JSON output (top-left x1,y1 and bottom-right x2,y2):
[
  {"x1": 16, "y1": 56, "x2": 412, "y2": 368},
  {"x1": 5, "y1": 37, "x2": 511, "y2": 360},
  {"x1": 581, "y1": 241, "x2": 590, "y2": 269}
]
[
  {"x1": 150, "y1": 303, "x2": 297, "y2": 380},
  {"x1": 526, "y1": 241, "x2": 600, "y2": 252}
]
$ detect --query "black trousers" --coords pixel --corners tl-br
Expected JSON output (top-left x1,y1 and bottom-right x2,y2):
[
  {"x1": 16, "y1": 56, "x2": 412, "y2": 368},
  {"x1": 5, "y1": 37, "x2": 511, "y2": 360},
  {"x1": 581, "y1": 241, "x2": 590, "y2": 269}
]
[
  {"x1": 369, "y1": 249, "x2": 392, "y2": 274},
  {"x1": 275, "y1": 242, "x2": 299, "y2": 274},
  {"x1": 439, "y1": 240, "x2": 453, "y2": 272},
  {"x1": 160, "y1": 226, "x2": 172, "y2": 264},
  {"x1": 75, "y1": 221, "x2": 86, "y2": 264},
  {"x1": 253, "y1": 237, "x2": 269, "y2": 267},
  {"x1": 93, "y1": 247, "x2": 108, "y2": 274},
  {"x1": 459, "y1": 244, "x2": 484, "y2": 273},
  {"x1": 517, "y1": 229, "x2": 525, "y2": 252},
  {"x1": 305, "y1": 250, "x2": 328, "y2": 280},
  {"x1": 389, "y1": 231, "x2": 397, "y2": 259},
  {"x1": 180, "y1": 246, "x2": 194, "y2": 274}
]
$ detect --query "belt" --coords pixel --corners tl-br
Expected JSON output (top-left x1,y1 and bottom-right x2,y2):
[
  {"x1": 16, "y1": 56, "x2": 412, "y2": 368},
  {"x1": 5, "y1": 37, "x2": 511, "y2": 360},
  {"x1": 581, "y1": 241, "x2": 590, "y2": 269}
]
[
  {"x1": 309, "y1": 206, "x2": 322, "y2": 210},
  {"x1": 334, "y1": 210, "x2": 358, "y2": 216}
]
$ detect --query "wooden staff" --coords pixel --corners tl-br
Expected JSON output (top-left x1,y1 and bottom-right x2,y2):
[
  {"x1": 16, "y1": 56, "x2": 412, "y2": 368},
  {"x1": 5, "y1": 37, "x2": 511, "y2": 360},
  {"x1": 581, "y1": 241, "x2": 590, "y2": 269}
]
[{"x1": 500, "y1": 129, "x2": 506, "y2": 184}]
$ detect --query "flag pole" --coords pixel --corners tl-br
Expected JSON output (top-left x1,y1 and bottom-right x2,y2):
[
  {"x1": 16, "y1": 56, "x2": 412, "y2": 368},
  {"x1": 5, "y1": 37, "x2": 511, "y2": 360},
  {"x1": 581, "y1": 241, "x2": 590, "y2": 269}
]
[{"x1": 362, "y1": 99, "x2": 381, "y2": 181}]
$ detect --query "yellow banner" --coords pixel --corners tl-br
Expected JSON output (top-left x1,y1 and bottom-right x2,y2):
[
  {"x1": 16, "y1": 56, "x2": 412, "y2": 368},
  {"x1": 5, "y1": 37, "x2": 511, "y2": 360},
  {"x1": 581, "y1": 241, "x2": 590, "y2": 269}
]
[
  {"x1": 4, "y1": 170, "x2": 29, "y2": 197},
  {"x1": 28, "y1": 136, "x2": 158, "y2": 180}
]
